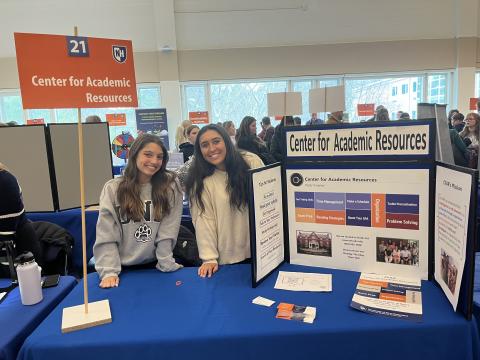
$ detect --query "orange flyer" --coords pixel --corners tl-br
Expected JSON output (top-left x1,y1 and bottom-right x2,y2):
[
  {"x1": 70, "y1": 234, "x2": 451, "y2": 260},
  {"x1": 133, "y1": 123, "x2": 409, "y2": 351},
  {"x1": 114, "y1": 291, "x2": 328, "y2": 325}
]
[
  {"x1": 14, "y1": 32, "x2": 138, "y2": 109},
  {"x1": 189, "y1": 111, "x2": 209, "y2": 124},
  {"x1": 357, "y1": 104, "x2": 375, "y2": 116},
  {"x1": 106, "y1": 113, "x2": 127, "y2": 126},
  {"x1": 469, "y1": 97, "x2": 478, "y2": 111},
  {"x1": 26, "y1": 118, "x2": 45, "y2": 125}
]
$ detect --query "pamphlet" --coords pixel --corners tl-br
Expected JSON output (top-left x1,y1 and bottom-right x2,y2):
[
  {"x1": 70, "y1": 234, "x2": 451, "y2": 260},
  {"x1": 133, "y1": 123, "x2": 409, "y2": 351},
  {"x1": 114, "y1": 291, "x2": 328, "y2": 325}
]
[
  {"x1": 351, "y1": 272, "x2": 422, "y2": 321},
  {"x1": 276, "y1": 302, "x2": 316, "y2": 323},
  {"x1": 252, "y1": 296, "x2": 275, "y2": 307}
]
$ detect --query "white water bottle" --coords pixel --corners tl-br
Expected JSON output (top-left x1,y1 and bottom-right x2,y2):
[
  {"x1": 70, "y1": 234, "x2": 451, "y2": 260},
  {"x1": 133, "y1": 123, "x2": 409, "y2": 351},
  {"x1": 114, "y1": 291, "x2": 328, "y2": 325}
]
[{"x1": 16, "y1": 252, "x2": 43, "y2": 305}]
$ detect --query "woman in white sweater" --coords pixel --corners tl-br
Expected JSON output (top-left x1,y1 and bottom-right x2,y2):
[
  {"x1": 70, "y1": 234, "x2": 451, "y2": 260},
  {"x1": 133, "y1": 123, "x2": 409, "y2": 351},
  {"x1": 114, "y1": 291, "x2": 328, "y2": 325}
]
[{"x1": 186, "y1": 124, "x2": 263, "y2": 277}]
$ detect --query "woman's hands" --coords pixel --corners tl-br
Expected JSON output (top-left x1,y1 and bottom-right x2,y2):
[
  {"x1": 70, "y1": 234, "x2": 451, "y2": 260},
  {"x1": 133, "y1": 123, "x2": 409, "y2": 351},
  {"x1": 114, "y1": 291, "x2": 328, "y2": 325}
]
[
  {"x1": 100, "y1": 275, "x2": 119, "y2": 288},
  {"x1": 198, "y1": 262, "x2": 218, "y2": 278}
]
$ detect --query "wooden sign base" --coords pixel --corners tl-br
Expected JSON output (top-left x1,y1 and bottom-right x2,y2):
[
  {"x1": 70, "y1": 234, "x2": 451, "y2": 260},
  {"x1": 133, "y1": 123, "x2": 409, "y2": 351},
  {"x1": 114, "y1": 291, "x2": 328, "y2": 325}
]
[{"x1": 61, "y1": 299, "x2": 112, "y2": 333}]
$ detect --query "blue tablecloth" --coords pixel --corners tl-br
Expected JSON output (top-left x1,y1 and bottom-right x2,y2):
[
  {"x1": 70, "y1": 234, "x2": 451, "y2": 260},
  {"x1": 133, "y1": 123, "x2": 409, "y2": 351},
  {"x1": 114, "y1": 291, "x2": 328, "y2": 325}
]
[
  {"x1": 27, "y1": 206, "x2": 193, "y2": 272},
  {"x1": 18, "y1": 264, "x2": 479, "y2": 360},
  {"x1": 0, "y1": 276, "x2": 76, "y2": 360}
]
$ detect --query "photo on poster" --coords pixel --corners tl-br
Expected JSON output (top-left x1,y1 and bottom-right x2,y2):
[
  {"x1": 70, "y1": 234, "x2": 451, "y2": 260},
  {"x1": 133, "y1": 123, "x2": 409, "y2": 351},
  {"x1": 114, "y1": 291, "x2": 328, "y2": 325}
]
[
  {"x1": 296, "y1": 230, "x2": 332, "y2": 257},
  {"x1": 440, "y1": 248, "x2": 458, "y2": 295},
  {"x1": 286, "y1": 165, "x2": 430, "y2": 280},
  {"x1": 376, "y1": 237, "x2": 419, "y2": 266}
]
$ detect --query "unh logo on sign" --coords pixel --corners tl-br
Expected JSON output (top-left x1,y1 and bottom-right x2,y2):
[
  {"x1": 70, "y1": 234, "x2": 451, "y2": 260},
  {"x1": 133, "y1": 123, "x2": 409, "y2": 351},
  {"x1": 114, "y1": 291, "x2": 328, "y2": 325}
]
[{"x1": 112, "y1": 45, "x2": 127, "y2": 63}]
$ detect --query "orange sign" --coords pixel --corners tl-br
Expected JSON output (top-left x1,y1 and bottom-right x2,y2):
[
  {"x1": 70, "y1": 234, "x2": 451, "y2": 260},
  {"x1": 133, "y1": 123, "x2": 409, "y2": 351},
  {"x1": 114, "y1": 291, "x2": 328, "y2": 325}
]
[
  {"x1": 189, "y1": 111, "x2": 209, "y2": 124},
  {"x1": 14, "y1": 32, "x2": 138, "y2": 109},
  {"x1": 469, "y1": 97, "x2": 479, "y2": 111},
  {"x1": 357, "y1": 104, "x2": 375, "y2": 116},
  {"x1": 274, "y1": 116, "x2": 283, "y2": 121},
  {"x1": 106, "y1": 113, "x2": 127, "y2": 126},
  {"x1": 26, "y1": 118, "x2": 45, "y2": 125}
]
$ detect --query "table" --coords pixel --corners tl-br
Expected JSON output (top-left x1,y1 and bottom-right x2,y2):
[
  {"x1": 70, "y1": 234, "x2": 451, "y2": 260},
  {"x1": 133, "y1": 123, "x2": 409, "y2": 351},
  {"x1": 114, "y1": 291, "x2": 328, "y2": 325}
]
[
  {"x1": 0, "y1": 276, "x2": 76, "y2": 360},
  {"x1": 18, "y1": 264, "x2": 479, "y2": 360},
  {"x1": 27, "y1": 205, "x2": 193, "y2": 271}
]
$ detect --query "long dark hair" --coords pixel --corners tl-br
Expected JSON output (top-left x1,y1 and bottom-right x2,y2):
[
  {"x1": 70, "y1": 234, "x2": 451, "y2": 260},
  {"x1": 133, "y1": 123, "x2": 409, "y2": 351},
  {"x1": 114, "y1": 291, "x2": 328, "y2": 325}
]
[
  {"x1": 117, "y1": 134, "x2": 177, "y2": 221},
  {"x1": 186, "y1": 124, "x2": 250, "y2": 213}
]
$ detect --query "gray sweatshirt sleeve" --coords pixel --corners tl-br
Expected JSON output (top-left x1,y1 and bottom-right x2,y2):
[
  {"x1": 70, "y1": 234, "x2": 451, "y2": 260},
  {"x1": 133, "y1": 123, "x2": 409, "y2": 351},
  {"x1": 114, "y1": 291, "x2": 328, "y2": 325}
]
[
  {"x1": 93, "y1": 181, "x2": 122, "y2": 280},
  {"x1": 155, "y1": 179, "x2": 183, "y2": 272}
]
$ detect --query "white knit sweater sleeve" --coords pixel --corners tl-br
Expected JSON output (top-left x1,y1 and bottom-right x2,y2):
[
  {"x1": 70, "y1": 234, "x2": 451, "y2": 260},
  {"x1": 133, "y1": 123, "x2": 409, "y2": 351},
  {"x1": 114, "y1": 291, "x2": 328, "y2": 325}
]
[{"x1": 190, "y1": 183, "x2": 219, "y2": 264}]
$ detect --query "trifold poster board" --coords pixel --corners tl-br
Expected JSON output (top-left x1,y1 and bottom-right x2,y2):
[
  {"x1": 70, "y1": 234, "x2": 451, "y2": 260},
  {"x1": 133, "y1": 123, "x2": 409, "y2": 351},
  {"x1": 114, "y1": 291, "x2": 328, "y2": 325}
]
[
  {"x1": 434, "y1": 163, "x2": 478, "y2": 318},
  {"x1": 286, "y1": 163, "x2": 431, "y2": 280},
  {"x1": 48, "y1": 123, "x2": 113, "y2": 210},
  {"x1": 248, "y1": 163, "x2": 286, "y2": 287},
  {"x1": 0, "y1": 125, "x2": 55, "y2": 211}
]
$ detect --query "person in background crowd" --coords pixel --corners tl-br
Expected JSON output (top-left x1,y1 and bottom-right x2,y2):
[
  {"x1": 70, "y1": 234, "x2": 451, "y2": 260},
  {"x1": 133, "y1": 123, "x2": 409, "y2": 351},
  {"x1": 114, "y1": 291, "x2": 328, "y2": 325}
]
[
  {"x1": 451, "y1": 112, "x2": 465, "y2": 133},
  {"x1": 6, "y1": 121, "x2": 18, "y2": 126},
  {"x1": 449, "y1": 129, "x2": 468, "y2": 167},
  {"x1": 186, "y1": 125, "x2": 263, "y2": 278},
  {"x1": 459, "y1": 113, "x2": 480, "y2": 147},
  {"x1": 375, "y1": 106, "x2": 390, "y2": 122},
  {"x1": 399, "y1": 112, "x2": 411, "y2": 120},
  {"x1": 93, "y1": 134, "x2": 183, "y2": 288},
  {"x1": 175, "y1": 120, "x2": 192, "y2": 151},
  {"x1": 0, "y1": 163, "x2": 42, "y2": 277},
  {"x1": 223, "y1": 120, "x2": 237, "y2": 144},
  {"x1": 258, "y1": 116, "x2": 275, "y2": 149},
  {"x1": 447, "y1": 109, "x2": 459, "y2": 129},
  {"x1": 179, "y1": 125, "x2": 199, "y2": 163},
  {"x1": 0, "y1": 122, "x2": 7, "y2": 127},
  {"x1": 293, "y1": 117, "x2": 302, "y2": 125},
  {"x1": 236, "y1": 116, "x2": 275, "y2": 165},
  {"x1": 306, "y1": 113, "x2": 323, "y2": 125},
  {"x1": 270, "y1": 116, "x2": 294, "y2": 162},
  {"x1": 326, "y1": 111, "x2": 343, "y2": 124},
  {"x1": 85, "y1": 115, "x2": 102, "y2": 123}
]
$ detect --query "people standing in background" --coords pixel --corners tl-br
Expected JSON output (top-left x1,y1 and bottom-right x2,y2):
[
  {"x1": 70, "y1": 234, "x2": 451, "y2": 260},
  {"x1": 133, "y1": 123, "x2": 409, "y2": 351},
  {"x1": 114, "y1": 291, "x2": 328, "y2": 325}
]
[
  {"x1": 306, "y1": 113, "x2": 323, "y2": 125},
  {"x1": 175, "y1": 120, "x2": 192, "y2": 151},
  {"x1": 93, "y1": 134, "x2": 183, "y2": 288},
  {"x1": 236, "y1": 116, "x2": 275, "y2": 165},
  {"x1": 258, "y1": 117, "x2": 275, "y2": 149},
  {"x1": 460, "y1": 113, "x2": 480, "y2": 147},
  {"x1": 270, "y1": 116, "x2": 294, "y2": 162},
  {"x1": 223, "y1": 120, "x2": 237, "y2": 144},
  {"x1": 447, "y1": 109, "x2": 459, "y2": 129},
  {"x1": 179, "y1": 125, "x2": 199, "y2": 163},
  {"x1": 293, "y1": 117, "x2": 302, "y2": 125},
  {"x1": 451, "y1": 112, "x2": 465, "y2": 133},
  {"x1": 398, "y1": 112, "x2": 411, "y2": 120},
  {"x1": 186, "y1": 125, "x2": 263, "y2": 278},
  {"x1": 85, "y1": 115, "x2": 102, "y2": 123},
  {"x1": 326, "y1": 111, "x2": 344, "y2": 124}
]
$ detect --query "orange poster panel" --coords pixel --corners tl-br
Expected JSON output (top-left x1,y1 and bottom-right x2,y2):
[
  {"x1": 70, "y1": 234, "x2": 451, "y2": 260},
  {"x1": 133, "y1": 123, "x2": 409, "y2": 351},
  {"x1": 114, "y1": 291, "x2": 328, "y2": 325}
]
[
  {"x1": 189, "y1": 111, "x2": 209, "y2": 124},
  {"x1": 26, "y1": 118, "x2": 45, "y2": 125},
  {"x1": 14, "y1": 32, "x2": 138, "y2": 109},
  {"x1": 371, "y1": 193, "x2": 386, "y2": 228},
  {"x1": 357, "y1": 104, "x2": 375, "y2": 116},
  {"x1": 106, "y1": 113, "x2": 127, "y2": 126},
  {"x1": 469, "y1": 97, "x2": 479, "y2": 111},
  {"x1": 295, "y1": 208, "x2": 315, "y2": 223}
]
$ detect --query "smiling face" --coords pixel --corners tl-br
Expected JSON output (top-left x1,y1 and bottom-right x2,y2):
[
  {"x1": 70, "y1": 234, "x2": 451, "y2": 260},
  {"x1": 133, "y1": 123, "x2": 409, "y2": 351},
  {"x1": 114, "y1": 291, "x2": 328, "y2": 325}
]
[
  {"x1": 199, "y1": 129, "x2": 227, "y2": 170},
  {"x1": 135, "y1": 142, "x2": 164, "y2": 183}
]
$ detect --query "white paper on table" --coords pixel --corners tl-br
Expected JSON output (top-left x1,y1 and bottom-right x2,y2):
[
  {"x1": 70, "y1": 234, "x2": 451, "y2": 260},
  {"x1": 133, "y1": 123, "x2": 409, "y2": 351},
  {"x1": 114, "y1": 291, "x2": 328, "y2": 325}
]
[
  {"x1": 274, "y1": 271, "x2": 332, "y2": 292},
  {"x1": 252, "y1": 296, "x2": 275, "y2": 307},
  {"x1": 0, "y1": 292, "x2": 6, "y2": 301}
]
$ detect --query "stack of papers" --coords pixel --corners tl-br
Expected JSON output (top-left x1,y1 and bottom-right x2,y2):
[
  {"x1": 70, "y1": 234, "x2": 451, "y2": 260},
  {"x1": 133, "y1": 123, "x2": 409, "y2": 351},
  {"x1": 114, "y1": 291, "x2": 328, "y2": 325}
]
[{"x1": 276, "y1": 302, "x2": 316, "y2": 323}]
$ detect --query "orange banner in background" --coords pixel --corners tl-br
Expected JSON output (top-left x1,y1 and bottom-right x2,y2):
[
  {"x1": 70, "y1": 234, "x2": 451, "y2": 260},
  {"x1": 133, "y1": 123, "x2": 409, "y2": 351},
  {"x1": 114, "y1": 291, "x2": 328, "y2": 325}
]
[
  {"x1": 470, "y1": 97, "x2": 479, "y2": 111},
  {"x1": 26, "y1": 118, "x2": 45, "y2": 125},
  {"x1": 106, "y1": 113, "x2": 126, "y2": 126},
  {"x1": 14, "y1": 32, "x2": 138, "y2": 109},
  {"x1": 189, "y1": 111, "x2": 209, "y2": 124},
  {"x1": 357, "y1": 104, "x2": 375, "y2": 116}
]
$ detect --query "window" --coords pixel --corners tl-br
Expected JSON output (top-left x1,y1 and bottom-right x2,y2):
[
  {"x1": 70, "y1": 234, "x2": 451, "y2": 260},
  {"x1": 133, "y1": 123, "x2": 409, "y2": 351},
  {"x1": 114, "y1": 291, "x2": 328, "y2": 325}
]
[
  {"x1": 427, "y1": 74, "x2": 447, "y2": 104},
  {"x1": 0, "y1": 92, "x2": 23, "y2": 124},
  {"x1": 413, "y1": 82, "x2": 417, "y2": 93},
  {"x1": 292, "y1": 80, "x2": 313, "y2": 124},
  {"x1": 210, "y1": 80, "x2": 287, "y2": 126},
  {"x1": 345, "y1": 76, "x2": 423, "y2": 122},
  {"x1": 401, "y1": 84, "x2": 408, "y2": 94}
]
